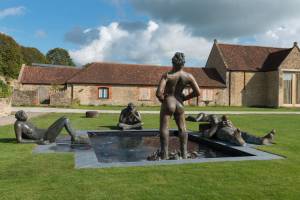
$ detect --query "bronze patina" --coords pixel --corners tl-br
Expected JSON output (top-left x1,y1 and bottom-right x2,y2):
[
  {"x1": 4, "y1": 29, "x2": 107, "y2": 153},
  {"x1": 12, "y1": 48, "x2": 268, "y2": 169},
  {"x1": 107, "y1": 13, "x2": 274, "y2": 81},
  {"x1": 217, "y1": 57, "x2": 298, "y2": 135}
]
[
  {"x1": 156, "y1": 52, "x2": 201, "y2": 159},
  {"x1": 14, "y1": 110, "x2": 87, "y2": 144}
]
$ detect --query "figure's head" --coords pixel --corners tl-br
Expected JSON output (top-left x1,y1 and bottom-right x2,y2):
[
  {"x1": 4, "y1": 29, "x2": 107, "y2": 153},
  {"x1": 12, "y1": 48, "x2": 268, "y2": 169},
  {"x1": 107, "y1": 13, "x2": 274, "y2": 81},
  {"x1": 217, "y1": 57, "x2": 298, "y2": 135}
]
[
  {"x1": 221, "y1": 115, "x2": 228, "y2": 121},
  {"x1": 15, "y1": 110, "x2": 28, "y2": 121},
  {"x1": 127, "y1": 102, "x2": 135, "y2": 111},
  {"x1": 172, "y1": 52, "x2": 185, "y2": 70}
]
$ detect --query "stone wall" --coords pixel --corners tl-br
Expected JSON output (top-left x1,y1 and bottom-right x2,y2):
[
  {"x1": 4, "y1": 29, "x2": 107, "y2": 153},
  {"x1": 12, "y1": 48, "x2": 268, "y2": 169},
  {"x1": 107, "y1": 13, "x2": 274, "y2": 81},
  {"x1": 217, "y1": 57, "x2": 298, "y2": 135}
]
[
  {"x1": 0, "y1": 98, "x2": 11, "y2": 116},
  {"x1": 266, "y1": 71, "x2": 279, "y2": 107},
  {"x1": 71, "y1": 84, "x2": 226, "y2": 106},
  {"x1": 229, "y1": 72, "x2": 268, "y2": 107},
  {"x1": 12, "y1": 89, "x2": 39, "y2": 106},
  {"x1": 72, "y1": 84, "x2": 160, "y2": 106},
  {"x1": 205, "y1": 43, "x2": 228, "y2": 82},
  {"x1": 50, "y1": 91, "x2": 71, "y2": 106},
  {"x1": 278, "y1": 47, "x2": 300, "y2": 107},
  {"x1": 280, "y1": 47, "x2": 300, "y2": 70}
]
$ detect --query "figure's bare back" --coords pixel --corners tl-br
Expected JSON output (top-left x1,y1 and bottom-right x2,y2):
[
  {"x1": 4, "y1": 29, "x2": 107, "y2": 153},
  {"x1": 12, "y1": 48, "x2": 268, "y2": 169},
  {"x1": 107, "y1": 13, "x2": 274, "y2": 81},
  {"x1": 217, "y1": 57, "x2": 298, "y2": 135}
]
[{"x1": 164, "y1": 70, "x2": 193, "y2": 99}]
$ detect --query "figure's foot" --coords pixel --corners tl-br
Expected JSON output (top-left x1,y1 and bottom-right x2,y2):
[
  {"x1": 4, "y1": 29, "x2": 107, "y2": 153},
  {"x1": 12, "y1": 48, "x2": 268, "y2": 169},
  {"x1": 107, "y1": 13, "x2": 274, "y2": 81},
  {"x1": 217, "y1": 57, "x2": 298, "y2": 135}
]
[
  {"x1": 233, "y1": 128, "x2": 246, "y2": 146},
  {"x1": 72, "y1": 136, "x2": 90, "y2": 145},
  {"x1": 262, "y1": 129, "x2": 275, "y2": 145},
  {"x1": 160, "y1": 151, "x2": 169, "y2": 160},
  {"x1": 37, "y1": 139, "x2": 50, "y2": 145}
]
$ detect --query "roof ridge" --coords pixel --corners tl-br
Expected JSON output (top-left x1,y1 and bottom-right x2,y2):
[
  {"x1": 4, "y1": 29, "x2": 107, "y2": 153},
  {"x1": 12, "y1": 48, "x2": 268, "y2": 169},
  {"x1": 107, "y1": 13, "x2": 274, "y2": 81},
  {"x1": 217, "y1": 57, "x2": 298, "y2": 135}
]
[
  {"x1": 88, "y1": 62, "x2": 204, "y2": 69},
  {"x1": 218, "y1": 42, "x2": 289, "y2": 50},
  {"x1": 25, "y1": 65, "x2": 81, "y2": 70}
]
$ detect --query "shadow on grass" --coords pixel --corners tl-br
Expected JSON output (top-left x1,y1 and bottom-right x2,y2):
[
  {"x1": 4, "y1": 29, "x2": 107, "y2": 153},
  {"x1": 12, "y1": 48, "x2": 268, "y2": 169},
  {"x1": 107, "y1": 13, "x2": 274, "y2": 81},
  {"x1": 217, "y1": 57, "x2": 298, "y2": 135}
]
[{"x1": 0, "y1": 138, "x2": 16, "y2": 143}]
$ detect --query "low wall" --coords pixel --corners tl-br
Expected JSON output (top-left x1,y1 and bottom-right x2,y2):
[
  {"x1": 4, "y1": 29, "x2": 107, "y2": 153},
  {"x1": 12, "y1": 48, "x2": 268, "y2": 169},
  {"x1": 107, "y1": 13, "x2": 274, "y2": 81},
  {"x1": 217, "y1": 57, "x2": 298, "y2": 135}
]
[
  {"x1": 0, "y1": 98, "x2": 11, "y2": 116},
  {"x1": 12, "y1": 89, "x2": 39, "y2": 106},
  {"x1": 50, "y1": 91, "x2": 71, "y2": 106}
]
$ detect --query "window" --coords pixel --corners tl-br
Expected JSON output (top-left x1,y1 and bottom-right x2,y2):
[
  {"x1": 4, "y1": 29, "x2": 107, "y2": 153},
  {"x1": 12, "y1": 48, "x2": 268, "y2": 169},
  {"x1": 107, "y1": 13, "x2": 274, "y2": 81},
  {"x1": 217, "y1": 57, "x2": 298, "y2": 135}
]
[
  {"x1": 139, "y1": 88, "x2": 151, "y2": 100},
  {"x1": 283, "y1": 73, "x2": 293, "y2": 104},
  {"x1": 98, "y1": 87, "x2": 109, "y2": 99}
]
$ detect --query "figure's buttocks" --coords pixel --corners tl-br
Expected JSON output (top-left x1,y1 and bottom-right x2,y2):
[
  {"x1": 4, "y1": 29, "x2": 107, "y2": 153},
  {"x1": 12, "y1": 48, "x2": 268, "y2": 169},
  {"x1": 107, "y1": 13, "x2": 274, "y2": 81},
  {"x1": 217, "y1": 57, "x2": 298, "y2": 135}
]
[{"x1": 162, "y1": 71, "x2": 192, "y2": 115}]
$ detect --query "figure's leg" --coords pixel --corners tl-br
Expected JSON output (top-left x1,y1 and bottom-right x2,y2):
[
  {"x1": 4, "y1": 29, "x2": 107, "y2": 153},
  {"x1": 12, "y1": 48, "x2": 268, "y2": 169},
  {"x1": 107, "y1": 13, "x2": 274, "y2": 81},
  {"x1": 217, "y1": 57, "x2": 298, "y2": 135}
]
[
  {"x1": 160, "y1": 111, "x2": 171, "y2": 160},
  {"x1": 63, "y1": 118, "x2": 77, "y2": 141},
  {"x1": 241, "y1": 129, "x2": 275, "y2": 145},
  {"x1": 174, "y1": 112, "x2": 188, "y2": 159},
  {"x1": 118, "y1": 122, "x2": 143, "y2": 130},
  {"x1": 45, "y1": 117, "x2": 76, "y2": 142}
]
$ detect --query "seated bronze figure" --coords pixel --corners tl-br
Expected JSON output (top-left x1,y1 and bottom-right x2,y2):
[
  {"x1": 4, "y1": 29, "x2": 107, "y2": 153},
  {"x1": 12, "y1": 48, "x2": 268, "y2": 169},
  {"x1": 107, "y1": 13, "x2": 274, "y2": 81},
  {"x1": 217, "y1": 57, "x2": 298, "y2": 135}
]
[
  {"x1": 156, "y1": 52, "x2": 201, "y2": 159},
  {"x1": 188, "y1": 113, "x2": 275, "y2": 146},
  {"x1": 117, "y1": 103, "x2": 143, "y2": 130},
  {"x1": 14, "y1": 110, "x2": 87, "y2": 145}
]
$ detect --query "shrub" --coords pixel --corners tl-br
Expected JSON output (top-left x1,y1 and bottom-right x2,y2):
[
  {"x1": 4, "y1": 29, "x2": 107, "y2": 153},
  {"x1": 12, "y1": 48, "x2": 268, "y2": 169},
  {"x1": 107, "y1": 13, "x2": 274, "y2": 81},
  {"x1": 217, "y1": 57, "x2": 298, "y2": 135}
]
[{"x1": 0, "y1": 80, "x2": 12, "y2": 98}]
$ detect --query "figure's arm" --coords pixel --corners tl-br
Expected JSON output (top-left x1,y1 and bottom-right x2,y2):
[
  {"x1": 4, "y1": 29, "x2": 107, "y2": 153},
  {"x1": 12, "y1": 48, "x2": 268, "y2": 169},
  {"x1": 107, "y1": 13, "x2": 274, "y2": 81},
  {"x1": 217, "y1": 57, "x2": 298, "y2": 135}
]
[
  {"x1": 156, "y1": 73, "x2": 167, "y2": 103},
  {"x1": 119, "y1": 110, "x2": 125, "y2": 123},
  {"x1": 134, "y1": 111, "x2": 142, "y2": 123},
  {"x1": 182, "y1": 75, "x2": 201, "y2": 102}
]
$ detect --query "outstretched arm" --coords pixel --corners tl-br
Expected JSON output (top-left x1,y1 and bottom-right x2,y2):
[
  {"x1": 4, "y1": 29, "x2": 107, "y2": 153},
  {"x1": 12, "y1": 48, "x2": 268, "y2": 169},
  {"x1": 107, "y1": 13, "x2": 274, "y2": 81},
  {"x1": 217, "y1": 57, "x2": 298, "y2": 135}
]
[
  {"x1": 156, "y1": 73, "x2": 167, "y2": 103},
  {"x1": 182, "y1": 75, "x2": 201, "y2": 101}
]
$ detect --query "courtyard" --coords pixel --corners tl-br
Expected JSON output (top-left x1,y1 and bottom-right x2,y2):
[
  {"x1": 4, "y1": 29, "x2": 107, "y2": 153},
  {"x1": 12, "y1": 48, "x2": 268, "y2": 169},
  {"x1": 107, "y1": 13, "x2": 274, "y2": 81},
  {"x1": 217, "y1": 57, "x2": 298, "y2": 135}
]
[{"x1": 0, "y1": 113, "x2": 299, "y2": 200}]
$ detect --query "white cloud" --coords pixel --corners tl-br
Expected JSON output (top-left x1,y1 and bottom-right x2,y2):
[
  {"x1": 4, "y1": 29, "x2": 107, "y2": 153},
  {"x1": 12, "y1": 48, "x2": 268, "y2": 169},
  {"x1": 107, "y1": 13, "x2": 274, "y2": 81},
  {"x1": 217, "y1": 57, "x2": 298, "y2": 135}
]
[
  {"x1": 130, "y1": 0, "x2": 300, "y2": 39},
  {"x1": 254, "y1": 19, "x2": 300, "y2": 48},
  {"x1": 0, "y1": 6, "x2": 25, "y2": 19},
  {"x1": 35, "y1": 30, "x2": 47, "y2": 38},
  {"x1": 69, "y1": 21, "x2": 212, "y2": 66}
]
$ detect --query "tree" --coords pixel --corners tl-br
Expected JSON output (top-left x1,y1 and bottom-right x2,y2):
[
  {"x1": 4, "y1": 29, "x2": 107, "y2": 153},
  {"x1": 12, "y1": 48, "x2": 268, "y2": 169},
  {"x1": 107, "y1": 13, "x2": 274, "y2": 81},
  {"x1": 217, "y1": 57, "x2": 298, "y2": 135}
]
[
  {"x1": 21, "y1": 46, "x2": 48, "y2": 65},
  {"x1": 0, "y1": 33, "x2": 23, "y2": 78},
  {"x1": 46, "y1": 48, "x2": 75, "y2": 66}
]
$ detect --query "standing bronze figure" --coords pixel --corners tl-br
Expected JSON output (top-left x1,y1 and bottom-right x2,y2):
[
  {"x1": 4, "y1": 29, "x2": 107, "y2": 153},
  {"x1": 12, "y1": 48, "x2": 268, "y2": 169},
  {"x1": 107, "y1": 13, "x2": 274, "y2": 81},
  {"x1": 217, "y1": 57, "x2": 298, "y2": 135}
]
[{"x1": 156, "y1": 52, "x2": 201, "y2": 159}]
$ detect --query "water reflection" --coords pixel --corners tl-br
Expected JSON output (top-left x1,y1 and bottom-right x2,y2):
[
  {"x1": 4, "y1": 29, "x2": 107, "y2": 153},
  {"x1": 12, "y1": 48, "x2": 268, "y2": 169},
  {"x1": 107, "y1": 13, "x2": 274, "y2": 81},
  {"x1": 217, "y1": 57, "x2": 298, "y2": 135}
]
[{"x1": 89, "y1": 135, "x2": 231, "y2": 163}]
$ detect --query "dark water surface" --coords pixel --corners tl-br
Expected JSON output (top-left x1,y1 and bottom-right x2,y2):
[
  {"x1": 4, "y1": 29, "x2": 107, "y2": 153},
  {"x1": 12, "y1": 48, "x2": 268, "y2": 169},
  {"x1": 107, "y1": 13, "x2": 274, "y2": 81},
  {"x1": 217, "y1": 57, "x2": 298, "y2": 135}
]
[{"x1": 89, "y1": 134, "x2": 233, "y2": 163}]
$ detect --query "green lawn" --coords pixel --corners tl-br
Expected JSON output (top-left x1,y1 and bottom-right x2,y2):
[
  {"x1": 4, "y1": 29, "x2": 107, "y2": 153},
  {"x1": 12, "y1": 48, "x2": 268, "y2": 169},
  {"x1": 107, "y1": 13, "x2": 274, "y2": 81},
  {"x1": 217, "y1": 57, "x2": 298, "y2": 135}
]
[
  {"x1": 0, "y1": 113, "x2": 299, "y2": 200},
  {"x1": 72, "y1": 104, "x2": 300, "y2": 111}
]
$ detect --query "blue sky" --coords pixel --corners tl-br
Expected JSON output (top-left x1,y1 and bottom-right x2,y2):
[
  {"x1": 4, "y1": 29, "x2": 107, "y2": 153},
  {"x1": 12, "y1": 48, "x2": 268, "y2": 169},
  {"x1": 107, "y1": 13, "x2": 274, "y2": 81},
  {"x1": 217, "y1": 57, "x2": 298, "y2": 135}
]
[
  {"x1": 0, "y1": 0, "x2": 142, "y2": 52},
  {"x1": 1, "y1": 0, "x2": 300, "y2": 66}
]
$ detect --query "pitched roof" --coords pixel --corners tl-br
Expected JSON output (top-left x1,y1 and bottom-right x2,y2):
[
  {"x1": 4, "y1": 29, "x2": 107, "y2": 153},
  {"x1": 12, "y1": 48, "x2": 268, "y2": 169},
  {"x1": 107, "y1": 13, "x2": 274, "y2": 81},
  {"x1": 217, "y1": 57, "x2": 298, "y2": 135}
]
[
  {"x1": 217, "y1": 43, "x2": 292, "y2": 71},
  {"x1": 67, "y1": 62, "x2": 226, "y2": 88},
  {"x1": 20, "y1": 65, "x2": 81, "y2": 85}
]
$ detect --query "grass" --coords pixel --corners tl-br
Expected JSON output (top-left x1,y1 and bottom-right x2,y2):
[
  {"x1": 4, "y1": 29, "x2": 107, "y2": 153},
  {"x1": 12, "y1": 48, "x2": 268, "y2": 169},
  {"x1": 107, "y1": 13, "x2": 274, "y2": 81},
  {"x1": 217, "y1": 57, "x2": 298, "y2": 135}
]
[
  {"x1": 23, "y1": 103, "x2": 300, "y2": 112},
  {"x1": 0, "y1": 113, "x2": 299, "y2": 200}
]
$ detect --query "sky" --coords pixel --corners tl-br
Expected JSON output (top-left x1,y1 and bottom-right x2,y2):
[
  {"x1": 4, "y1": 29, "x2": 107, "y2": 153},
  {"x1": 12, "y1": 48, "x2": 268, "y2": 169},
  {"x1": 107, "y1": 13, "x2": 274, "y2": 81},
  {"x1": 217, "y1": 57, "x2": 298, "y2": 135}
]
[{"x1": 1, "y1": 0, "x2": 300, "y2": 67}]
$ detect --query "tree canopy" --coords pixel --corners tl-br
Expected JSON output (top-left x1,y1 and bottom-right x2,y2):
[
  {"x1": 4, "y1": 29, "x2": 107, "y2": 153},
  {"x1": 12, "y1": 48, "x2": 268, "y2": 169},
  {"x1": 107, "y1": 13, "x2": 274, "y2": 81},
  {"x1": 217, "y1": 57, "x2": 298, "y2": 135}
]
[
  {"x1": 21, "y1": 46, "x2": 48, "y2": 65},
  {"x1": 46, "y1": 48, "x2": 75, "y2": 66},
  {"x1": 0, "y1": 33, "x2": 23, "y2": 78}
]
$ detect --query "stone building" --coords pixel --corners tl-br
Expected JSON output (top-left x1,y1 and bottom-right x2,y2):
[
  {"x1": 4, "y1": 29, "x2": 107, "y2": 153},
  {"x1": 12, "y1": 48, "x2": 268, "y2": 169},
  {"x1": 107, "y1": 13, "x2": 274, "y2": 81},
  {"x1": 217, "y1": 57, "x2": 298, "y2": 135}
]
[
  {"x1": 15, "y1": 41, "x2": 300, "y2": 107},
  {"x1": 206, "y1": 40, "x2": 300, "y2": 107},
  {"x1": 16, "y1": 63, "x2": 225, "y2": 106}
]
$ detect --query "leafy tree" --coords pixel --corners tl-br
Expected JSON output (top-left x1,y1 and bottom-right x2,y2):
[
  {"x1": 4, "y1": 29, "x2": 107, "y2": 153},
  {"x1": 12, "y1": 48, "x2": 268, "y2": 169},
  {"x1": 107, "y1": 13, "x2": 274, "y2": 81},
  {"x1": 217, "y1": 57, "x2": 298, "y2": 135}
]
[
  {"x1": 46, "y1": 48, "x2": 75, "y2": 66},
  {"x1": 21, "y1": 46, "x2": 48, "y2": 65},
  {"x1": 0, "y1": 33, "x2": 23, "y2": 78}
]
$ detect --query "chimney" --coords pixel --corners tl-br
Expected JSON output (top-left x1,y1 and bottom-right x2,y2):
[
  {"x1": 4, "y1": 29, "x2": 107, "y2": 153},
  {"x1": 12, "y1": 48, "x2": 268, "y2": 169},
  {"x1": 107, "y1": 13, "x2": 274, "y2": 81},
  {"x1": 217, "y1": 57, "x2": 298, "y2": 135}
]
[
  {"x1": 214, "y1": 39, "x2": 218, "y2": 44},
  {"x1": 293, "y1": 41, "x2": 298, "y2": 47}
]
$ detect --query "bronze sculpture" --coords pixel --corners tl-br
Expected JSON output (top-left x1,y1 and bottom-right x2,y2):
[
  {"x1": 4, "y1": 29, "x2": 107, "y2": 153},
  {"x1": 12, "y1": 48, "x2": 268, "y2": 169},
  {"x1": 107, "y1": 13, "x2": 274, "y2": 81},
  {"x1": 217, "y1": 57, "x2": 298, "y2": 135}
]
[
  {"x1": 14, "y1": 110, "x2": 87, "y2": 144},
  {"x1": 188, "y1": 113, "x2": 275, "y2": 146},
  {"x1": 156, "y1": 52, "x2": 201, "y2": 159},
  {"x1": 117, "y1": 103, "x2": 143, "y2": 130}
]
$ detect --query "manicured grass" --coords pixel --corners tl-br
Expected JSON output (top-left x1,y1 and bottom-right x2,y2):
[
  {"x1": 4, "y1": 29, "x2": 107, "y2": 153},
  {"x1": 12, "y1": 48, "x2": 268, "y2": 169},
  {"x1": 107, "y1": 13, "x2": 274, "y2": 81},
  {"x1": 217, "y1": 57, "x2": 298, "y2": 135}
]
[
  {"x1": 72, "y1": 104, "x2": 300, "y2": 112},
  {"x1": 0, "y1": 113, "x2": 299, "y2": 200}
]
